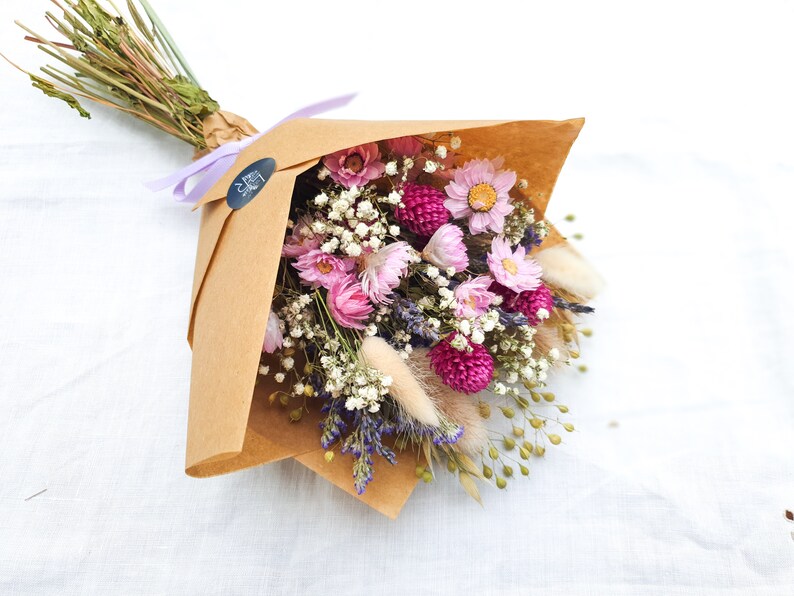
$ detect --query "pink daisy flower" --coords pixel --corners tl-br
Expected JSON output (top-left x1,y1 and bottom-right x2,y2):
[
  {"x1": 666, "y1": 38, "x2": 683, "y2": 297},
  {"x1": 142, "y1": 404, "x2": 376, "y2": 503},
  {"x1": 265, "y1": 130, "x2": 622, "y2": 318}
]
[
  {"x1": 323, "y1": 143, "x2": 385, "y2": 189},
  {"x1": 292, "y1": 249, "x2": 354, "y2": 289},
  {"x1": 487, "y1": 237, "x2": 542, "y2": 293},
  {"x1": 386, "y1": 136, "x2": 424, "y2": 158},
  {"x1": 359, "y1": 241, "x2": 412, "y2": 304},
  {"x1": 444, "y1": 158, "x2": 516, "y2": 234},
  {"x1": 327, "y1": 274, "x2": 374, "y2": 330},
  {"x1": 421, "y1": 223, "x2": 468, "y2": 273},
  {"x1": 262, "y1": 311, "x2": 283, "y2": 353},
  {"x1": 282, "y1": 215, "x2": 321, "y2": 258},
  {"x1": 453, "y1": 276, "x2": 496, "y2": 319}
]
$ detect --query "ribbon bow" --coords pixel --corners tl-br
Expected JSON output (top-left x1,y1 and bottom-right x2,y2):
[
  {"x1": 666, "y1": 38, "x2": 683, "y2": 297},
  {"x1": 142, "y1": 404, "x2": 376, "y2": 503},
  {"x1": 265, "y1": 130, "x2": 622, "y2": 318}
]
[{"x1": 145, "y1": 93, "x2": 357, "y2": 204}]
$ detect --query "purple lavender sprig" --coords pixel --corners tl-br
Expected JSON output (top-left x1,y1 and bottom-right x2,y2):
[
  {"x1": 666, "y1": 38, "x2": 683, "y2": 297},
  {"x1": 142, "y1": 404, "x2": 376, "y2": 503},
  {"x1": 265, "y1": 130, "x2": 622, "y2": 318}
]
[
  {"x1": 319, "y1": 399, "x2": 347, "y2": 450},
  {"x1": 496, "y1": 308, "x2": 529, "y2": 327},
  {"x1": 393, "y1": 297, "x2": 440, "y2": 344},
  {"x1": 386, "y1": 408, "x2": 463, "y2": 447},
  {"x1": 553, "y1": 296, "x2": 595, "y2": 315},
  {"x1": 520, "y1": 225, "x2": 545, "y2": 250},
  {"x1": 342, "y1": 410, "x2": 396, "y2": 495}
]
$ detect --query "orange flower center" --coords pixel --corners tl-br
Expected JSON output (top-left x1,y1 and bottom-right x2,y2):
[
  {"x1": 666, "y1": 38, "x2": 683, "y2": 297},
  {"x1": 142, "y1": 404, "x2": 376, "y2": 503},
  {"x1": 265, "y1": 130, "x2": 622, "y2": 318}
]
[
  {"x1": 345, "y1": 153, "x2": 365, "y2": 174},
  {"x1": 467, "y1": 183, "x2": 498, "y2": 212},
  {"x1": 501, "y1": 258, "x2": 518, "y2": 275},
  {"x1": 316, "y1": 261, "x2": 334, "y2": 274}
]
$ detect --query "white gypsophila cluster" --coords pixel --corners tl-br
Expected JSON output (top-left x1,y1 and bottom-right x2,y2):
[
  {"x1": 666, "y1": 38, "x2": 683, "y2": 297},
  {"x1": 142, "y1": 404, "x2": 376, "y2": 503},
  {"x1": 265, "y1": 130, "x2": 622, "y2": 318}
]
[
  {"x1": 398, "y1": 157, "x2": 415, "y2": 183},
  {"x1": 449, "y1": 136, "x2": 462, "y2": 150},
  {"x1": 502, "y1": 204, "x2": 537, "y2": 246},
  {"x1": 320, "y1": 352, "x2": 393, "y2": 412},
  {"x1": 449, "y1": 333, "x2": 471, "y2": 352},
  {"x1": 271, "y1": 295, "x2": 332, "y2": 384},
  {"x1": 534, "y1": 220, "x2": 550, "y2": 239},
  {"x1": 314, "y1": 185, "x2": 401, "y2": 256},
  {"x1": 487, "y1": 324, "x2": 557, "y2": 391},
  {"x1": 423, "y1": 160, "x2": 439, "y2": 174},
  {"x1": 435, "y1": 286, "x2": 458, "y2": 313},
  {"x1": 453, "y1": 309, "x2": 500, "y2": 345},
  {"x1": 435, "y1": 145, "x2": 447, "y2": 159}
]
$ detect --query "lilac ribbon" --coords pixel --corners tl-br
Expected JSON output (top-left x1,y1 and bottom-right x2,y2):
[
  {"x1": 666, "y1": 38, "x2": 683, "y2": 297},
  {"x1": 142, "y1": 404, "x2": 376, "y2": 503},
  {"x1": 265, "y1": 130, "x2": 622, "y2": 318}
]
[{"x1": 145, "y1": 93, "x2": 357, "y2": 204}]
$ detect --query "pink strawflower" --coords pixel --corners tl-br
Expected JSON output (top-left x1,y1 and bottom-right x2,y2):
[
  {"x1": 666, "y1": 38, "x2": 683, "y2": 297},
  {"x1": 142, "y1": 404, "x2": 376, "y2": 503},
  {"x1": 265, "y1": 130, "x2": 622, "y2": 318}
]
[
  {"x1": 324, "y1": 143, "x2": 385, "y2": 189},
  {"x1": 444, "y1": 158, "x2": 516, "y2": 234},
  {"x1": 386, "y1": 136, "x2": 424, "y2": 158},
  {"x1": 359, "y1": 241, "x2": 412, "y2": 304},
  {"x1": 293, "y1": 249, "x2": 354, "y2": 289},
  {"x1": 487, "y1": 237, "x2": 542, "y2": 293},
  {"x1": 393, "y1": 183, "x2": 450, "y2": 237},
  {"x1": 262, "y1": 311, "x2": 283, "y2": 353},
  {"x1": 454, "y1": 276, "x2": 496, "y2": 319},
  {"x1": 422, "y1": 223, "x2": 468, "y2": 273},
  {"x1": 327, "y1": 274, "x2": 374, "y2": 330},
  {"x1": 282, "y1": 215, "x2": 321, "y2": 258},
  {"x1": 428, "y1": 332, "x2": 494, "y2": 394}
]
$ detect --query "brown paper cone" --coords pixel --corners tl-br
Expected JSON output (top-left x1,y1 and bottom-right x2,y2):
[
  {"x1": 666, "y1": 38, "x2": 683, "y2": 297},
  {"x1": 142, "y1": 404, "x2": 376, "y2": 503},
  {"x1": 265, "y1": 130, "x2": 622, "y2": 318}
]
[{"x1": 184, "y1": 117, "x2": 585, "y2": 518}]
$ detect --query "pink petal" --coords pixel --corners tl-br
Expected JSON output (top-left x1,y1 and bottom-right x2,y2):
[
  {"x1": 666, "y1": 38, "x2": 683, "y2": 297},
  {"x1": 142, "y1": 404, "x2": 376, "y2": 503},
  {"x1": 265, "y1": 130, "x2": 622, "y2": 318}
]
[{"x1": 491, "y1": 170, "x2": 517, "y2": 194}]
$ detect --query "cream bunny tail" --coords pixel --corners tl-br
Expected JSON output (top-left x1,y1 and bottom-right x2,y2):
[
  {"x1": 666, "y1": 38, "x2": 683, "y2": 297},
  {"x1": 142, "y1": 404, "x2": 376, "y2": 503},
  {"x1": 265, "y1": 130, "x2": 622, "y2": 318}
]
[
  {"x1": 534, "y1": 244, "x2": 604, "y2": 301},
  {"x1": 359, "y1": 337, "x2": 440, "y2": 427}
]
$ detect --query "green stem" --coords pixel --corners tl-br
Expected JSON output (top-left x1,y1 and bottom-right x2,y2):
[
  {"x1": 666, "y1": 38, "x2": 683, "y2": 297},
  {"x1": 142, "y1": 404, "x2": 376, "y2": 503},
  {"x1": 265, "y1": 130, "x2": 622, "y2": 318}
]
[{"x1": 137, "y1": 0, "x2": 200, "y2": 85}]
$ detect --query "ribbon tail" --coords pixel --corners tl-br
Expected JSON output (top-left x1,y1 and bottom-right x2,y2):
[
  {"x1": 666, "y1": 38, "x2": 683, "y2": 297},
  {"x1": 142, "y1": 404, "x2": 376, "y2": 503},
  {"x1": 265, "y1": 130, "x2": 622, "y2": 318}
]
[
  {"x1": 182, "y1": 153, "x2": 240, "y2": 204},
  {"x1": 143, "y1": 140, "x2": 249, "y2": 194},
  {"x1": 268, "y1": 92, "x2": 357, "y2": 131}
]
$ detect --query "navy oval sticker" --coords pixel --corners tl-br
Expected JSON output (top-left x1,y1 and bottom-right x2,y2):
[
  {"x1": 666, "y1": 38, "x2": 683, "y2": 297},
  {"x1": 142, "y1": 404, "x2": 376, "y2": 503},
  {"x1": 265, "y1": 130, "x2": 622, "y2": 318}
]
[{"x1": 227, "y1": 157, "x2": 277, "y2": 209}]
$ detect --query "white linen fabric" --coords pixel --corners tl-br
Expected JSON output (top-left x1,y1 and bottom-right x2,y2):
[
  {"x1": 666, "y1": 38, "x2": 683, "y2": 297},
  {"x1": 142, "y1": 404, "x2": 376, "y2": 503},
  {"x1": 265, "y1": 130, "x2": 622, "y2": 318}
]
[{"x1": 1, "y1": 1, "x2": 793, "y2": 594}]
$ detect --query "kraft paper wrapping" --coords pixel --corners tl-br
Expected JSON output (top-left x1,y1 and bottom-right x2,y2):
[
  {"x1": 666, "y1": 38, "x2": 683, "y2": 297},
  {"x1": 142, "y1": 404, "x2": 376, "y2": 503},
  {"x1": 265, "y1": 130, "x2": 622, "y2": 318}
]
[{"x1": 184, "y1": 117, "x2": 585, "y2": 518}]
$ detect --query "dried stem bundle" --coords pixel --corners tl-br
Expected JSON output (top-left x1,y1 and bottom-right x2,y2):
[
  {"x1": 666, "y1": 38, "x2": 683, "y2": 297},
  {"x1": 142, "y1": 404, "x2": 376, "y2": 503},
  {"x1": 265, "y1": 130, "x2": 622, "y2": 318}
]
[{"x1": 3, "y1": 0, "x2": 218, "y2": 148}]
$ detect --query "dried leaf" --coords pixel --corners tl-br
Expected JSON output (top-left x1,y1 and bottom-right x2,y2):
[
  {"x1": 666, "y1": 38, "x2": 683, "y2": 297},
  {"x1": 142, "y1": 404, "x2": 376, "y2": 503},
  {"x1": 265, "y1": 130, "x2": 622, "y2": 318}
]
[
  {"x1": 456, "y1": 453, "x2": 484, "y2": 479},
  {"x1": 421, "y1": 438, "x2": 433, "y2": 475},
  {"x1": 29, "y1": 75, "x2": 90, "y2": 119},
  {"x1": 458, "y1": 471, "x2": 483, "y2": 505},
  {"x1": 165, "y1": 75, "x2": 219, "y2": 118}
]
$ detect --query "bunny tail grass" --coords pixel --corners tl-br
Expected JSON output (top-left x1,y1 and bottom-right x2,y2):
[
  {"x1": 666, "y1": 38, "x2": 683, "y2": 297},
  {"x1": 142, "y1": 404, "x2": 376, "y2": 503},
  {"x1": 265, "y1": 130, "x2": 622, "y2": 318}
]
[
  {"x1": 534, "y1": 244, "x2": 604, "y2": 301},
  {"x1": 359, "y1": 337, "x2": 440, "y2": 427}
]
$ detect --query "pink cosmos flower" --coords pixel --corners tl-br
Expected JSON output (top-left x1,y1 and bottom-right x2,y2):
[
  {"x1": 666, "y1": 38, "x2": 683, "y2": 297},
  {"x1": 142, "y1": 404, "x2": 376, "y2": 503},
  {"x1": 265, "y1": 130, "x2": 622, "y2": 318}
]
[
  {"x1": 323, "y1": 143, "x2": 385, "y2": 188},
  {"x1": 444, "y1": 158, "x2": 516, "y2": 234},
  {"x1": 422, "y1": 223, "x2": 469, "y2": 273},
  {"x1": 453, "y1": 276, "x2": 497, "y2": 319},
  {"x1": 358, "y1": 241, "x2": 412, "y2": 304},
  {"x1": 487, "y1": 237, "x2": 542, "y2": 293},
  {"x1": 292, "y1": 249, "x2": 354, "y2": 289},
  {"x1": 282, "y1": 215, "x2": 321, "y2": 258},
  {"x1": 262, "y1": 311, "x2": 283, "y2": 353},
  {"x1": 327, "y1": 274, "x2": 374, "y2": 330},
  {"x1": 386, "y1": 136, "x2": 424, "y2": 158}
]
